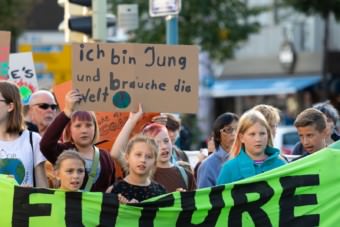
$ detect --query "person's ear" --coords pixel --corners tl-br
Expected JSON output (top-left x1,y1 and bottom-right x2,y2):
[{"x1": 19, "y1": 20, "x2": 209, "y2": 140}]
[
  {"x1": 239, "y1": 134, "x2": 245, "y2": 144},
  {"x1": 124, "y1": 153, "x2": 129, "y2": 163},
  {"x1": 54, "y1": 168, "x2": 61, "y2": 180},
  {"x1": 7, "y1": 102, "x2": 15, "y2": 112},
  {"x1": 321, "y1": 128, "x2": 328, "y2": 139}
]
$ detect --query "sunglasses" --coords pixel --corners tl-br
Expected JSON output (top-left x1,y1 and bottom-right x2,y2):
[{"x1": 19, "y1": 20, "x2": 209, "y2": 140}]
[{"x1": 35, "y1": 103, "x2": 58, "y2": 110}]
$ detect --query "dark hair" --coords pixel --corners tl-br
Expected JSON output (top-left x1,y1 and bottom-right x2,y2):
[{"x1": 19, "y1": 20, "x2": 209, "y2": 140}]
[
  {"x1": 164, "y1": 114, "x2": 181, "y2": 131},
  {"x1": 0, "y1": 81, "x2": 25, "y2": 133},
  {"x1": 294, "y1": 108, "x2": 327, "y2": 132},
  {"x1": 313, "y1": 102, "x2": 339, "y2": 125},
  {"x1": 213, "y1": 112, "x2": 239, "y2": 148}
]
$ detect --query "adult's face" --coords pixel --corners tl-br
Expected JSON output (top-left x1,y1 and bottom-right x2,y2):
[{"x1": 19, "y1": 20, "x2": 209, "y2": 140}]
[
  {"x1": 219, "y1": 120, "x2": 238, "y2": 152},
  {"x1": 29, "y1": 93, "x2": 57, "y2": 134},
  {"x1": 167, "y1": 129, "x2": 179, "y2": 144}
]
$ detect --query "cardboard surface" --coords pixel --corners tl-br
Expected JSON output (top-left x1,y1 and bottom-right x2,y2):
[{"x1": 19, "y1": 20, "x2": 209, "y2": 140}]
[
  {"x1": 53, "y1": 80, "x2": 159, "y2": 151},
  {"x1": 8, "y1": 52, "x2": 39, "y2": 105},
  {"x1": 53, "y1": 80, "x2": 72, "y2": 110},
  {"x1": 72, "y1": 43, "x2": 199, "y2": 113},
  {"x1": 0, "y1": 31, "x2": 10, "y2": 79}
]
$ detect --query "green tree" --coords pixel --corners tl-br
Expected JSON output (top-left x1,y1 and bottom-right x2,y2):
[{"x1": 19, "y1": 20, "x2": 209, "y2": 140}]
[
  {"x1": 281, "y1": 0, "x2": 340, "y2": 98},
  {"x1": 111, "y1": 0, "x2": 261, "y2": 62},
  {"x1": 0, "y1": 0, "x2": 40, "y2": 50}
]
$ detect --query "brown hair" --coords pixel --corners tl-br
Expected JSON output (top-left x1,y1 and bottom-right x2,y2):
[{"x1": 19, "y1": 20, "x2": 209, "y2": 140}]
[
  {"x1": 63, "y1": 111, "x2": 100, "y2": 144},
  {"x1": 230, "y1": 110, "x2": 273, "y2": 157},
  {"x1": 54, "y1": 149, "x2": 85, "y2": 171},
  {"x1": 123, "y1": 135, "x2": 158, "y2": 175},
  {"x1": 294, "y1": 108, "x2": 327, "y2": 132},
  {"x1": 164, "y1": 113, "x2": 181, "y2": 131},
  {"x1": 0, "y1": 81, "x2": 25, "y2": 133}
]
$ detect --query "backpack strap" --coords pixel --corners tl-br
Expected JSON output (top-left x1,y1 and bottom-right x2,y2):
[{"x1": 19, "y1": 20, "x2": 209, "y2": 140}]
[
  {"x1": 29, "y1": 131, "x2": 36, "y2": 187},
  {"x1": 176, "y1": 164, "x2": 188, "y2": 189},
  {"x1": 84, "y1": 146, "x2": 100, "y2": 191}
]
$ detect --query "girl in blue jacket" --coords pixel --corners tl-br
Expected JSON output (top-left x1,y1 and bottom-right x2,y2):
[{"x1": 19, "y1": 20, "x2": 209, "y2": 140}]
[{"x1": 217, "y1": 110, "x2": 286, "y2": 185}]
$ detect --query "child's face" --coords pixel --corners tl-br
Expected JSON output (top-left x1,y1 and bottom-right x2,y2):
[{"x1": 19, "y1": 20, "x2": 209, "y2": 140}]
[
  {"x1": 240, "y1": 122, "x2": 268, "y2": 159},
  {"x1": 70, "y1": 119, "x2": 95, "y2": 147},
  {"x1": 56, "y1": 159, "x2": 85, "y2": 192},
  {"x1": 126, "y1": 142, "x2": 156, "y2": 177},
  {"x1": 154, "y1": 128, "x2": 172, "y2": 164},
  {"x1": 297, "y1": 125, "x2": 326, "y2": 153}
]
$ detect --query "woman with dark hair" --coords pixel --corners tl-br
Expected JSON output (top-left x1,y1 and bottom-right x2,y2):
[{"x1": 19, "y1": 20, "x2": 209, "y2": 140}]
[{"x1": 196, "y1": 112, "x2": 239, "y2": 188}]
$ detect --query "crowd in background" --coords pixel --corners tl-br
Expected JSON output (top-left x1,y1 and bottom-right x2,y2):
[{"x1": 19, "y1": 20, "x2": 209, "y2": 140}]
[{"x1": 1, "y1": 80, "x2": 339, "y2": 204}]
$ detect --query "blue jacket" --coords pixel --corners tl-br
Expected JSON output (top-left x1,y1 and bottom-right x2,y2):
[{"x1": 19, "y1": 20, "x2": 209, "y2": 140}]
[
  {"x1": 217, "y1": 146, "x2": 286, "y2": 185},
  {"x1": 197, "y1": 146, "x2": 229, "y2": 188}
]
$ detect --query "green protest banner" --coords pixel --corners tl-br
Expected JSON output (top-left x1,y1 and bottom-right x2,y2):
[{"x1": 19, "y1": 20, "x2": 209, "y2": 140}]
[{"x1": 1, "y1": 148, "x2": 340, "y2": 226}]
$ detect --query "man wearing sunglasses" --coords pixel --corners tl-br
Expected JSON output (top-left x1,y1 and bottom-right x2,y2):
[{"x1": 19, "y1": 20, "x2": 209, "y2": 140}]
[{"x1": 27, "y1": 90, "x2": 58, "y2": 136}]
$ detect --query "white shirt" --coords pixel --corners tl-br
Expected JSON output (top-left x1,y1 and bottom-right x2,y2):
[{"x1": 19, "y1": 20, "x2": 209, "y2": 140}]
[{"x1": 0, "y1": 130, "x2": 46, "y2": 185}]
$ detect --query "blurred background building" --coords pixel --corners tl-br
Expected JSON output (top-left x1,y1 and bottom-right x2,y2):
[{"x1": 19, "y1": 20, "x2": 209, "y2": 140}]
[
  {"x1": 4, "y1": 0, "x2": 340, "y2": 148},
  {"x1": 198, "y1": 0, "x2": 340, "y2": 141}
]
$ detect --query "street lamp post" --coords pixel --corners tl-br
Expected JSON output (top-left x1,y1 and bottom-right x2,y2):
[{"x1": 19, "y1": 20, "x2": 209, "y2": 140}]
[{"x1": 149, "y1": 0, "x2": 181, "y2": 45}]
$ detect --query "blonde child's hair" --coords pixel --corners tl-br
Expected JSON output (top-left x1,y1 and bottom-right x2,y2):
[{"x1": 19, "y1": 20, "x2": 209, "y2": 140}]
[
  {"x1": 122, "y1": 135, "x2": 159, "y2": 176},
  {"x1": 230, "y1": 110, "x2": 273, "y2": 158},
  {"x1": 252, "y1": 104, "x2": 280, "y2": 131},
  {"x1": 54, "y1": 149, "x2": 85, "y2": 171}
]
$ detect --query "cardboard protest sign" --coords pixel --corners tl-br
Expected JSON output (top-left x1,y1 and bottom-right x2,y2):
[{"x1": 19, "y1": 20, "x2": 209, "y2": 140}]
[
  {"x1": 52, "y1": 80, "x2": 72, "y2": 110},
  {"x1": 95, "y1": 111, "x2": 158, "y2": 150},
  {"x1": 8, "y1": 52, "x2": 39, "y2": 105},
  {"x1": 53, "y1": 80, "x2": 159, "y2": 151},
  {"x1": 2, "y1": 147, "x2": 340, "y2": 226},
  {"x1": 0, "y1": 31, "x2": 10, "y2": 79},
  {"x1": 72, "y1": 43, "x2": 199, "y2": 113}
]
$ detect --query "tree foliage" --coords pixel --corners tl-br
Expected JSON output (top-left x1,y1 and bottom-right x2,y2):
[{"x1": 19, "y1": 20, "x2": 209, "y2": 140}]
[
  {"x1": 0, "y1": 0, "x2": 41, "y2": 39},
  {"x1": 281, "y1": 0, "x2": 340, "y2": 19},
  {"x1": 111, "y1": 0, "x2": 261, "y2": 62}
]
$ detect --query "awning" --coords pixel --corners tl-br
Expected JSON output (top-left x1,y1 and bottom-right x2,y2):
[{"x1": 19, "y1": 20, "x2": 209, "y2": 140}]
[{"x1": 203, "y1": 75, "x2": 321, "y2": 97}]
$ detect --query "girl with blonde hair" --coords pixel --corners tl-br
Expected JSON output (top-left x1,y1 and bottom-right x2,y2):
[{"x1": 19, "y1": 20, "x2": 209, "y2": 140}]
[
  {"x1": 217, "y1": 110, "x2": 286, "y2": 185},
  {"x1": 108, "y1": 135, "x2": 166, "y2": 203}
]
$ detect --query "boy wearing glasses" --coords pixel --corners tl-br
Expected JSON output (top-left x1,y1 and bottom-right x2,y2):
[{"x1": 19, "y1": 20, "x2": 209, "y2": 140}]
[
  {"x1": 27, "y1": 90, "x2": 58, "y2": 136},
  {"x1": 196, "y1": 112, "x2": 238, "y2": 188}
]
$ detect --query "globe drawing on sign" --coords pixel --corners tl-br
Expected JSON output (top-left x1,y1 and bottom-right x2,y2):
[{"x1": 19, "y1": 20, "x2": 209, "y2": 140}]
[
  {"x1": 20, "y1": 85, "x2": 32, "y2": 105},
  {"x1": 0, "y1": 158, "x2": 25, "y2": 184},
  {"x1": 112, "y1": 91, "x2": 131, "y2": 109}
]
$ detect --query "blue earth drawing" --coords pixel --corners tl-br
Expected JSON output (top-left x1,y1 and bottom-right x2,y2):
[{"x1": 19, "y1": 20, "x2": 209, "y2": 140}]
[
  {"x1": 19, "y1": 86, "x2": 33, "y2": 105},
  {"x1": 112, "y1": 91, "x2": 131, "y2": 109},
  {"x1": 0, "y1": 158, "x2": 25, "y2": 184}
]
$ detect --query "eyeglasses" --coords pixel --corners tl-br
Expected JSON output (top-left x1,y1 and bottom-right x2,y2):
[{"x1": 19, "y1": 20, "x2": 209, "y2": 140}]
[
  {"x1": 34, "y1": 103, "x2": 58, "y2": 110},
  {"x1": 221, "y1": 127, "x2": 237, "y2": 134},
  {"x1": 0, "y1": 99, "x2": 7, "y2": 103}
]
